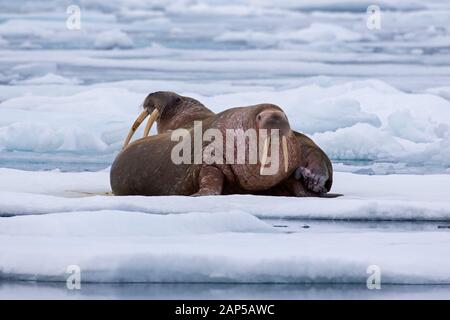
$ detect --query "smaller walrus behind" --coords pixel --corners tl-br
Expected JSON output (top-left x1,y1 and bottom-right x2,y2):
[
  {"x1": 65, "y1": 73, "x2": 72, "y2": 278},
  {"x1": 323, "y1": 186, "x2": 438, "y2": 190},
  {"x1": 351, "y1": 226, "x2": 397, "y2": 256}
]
[
  {"x1": 111, "y1": 104, "x2": 303, "y2": 196},
  {"x1": 137, "y1": 91, "x2": 333, "y2": 196}
]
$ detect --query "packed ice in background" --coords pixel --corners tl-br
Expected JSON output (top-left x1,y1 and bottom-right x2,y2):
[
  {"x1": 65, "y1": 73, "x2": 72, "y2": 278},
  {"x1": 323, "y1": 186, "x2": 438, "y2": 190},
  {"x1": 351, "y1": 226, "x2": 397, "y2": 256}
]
[{"x1": 0, "y1": 0, "x2": 450, "y2": 172}]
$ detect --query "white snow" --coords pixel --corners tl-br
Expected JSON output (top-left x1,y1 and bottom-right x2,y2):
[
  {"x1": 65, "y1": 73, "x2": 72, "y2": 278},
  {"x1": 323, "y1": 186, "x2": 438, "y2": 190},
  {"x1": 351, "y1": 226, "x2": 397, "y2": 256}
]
[
  {"x1": 0, "y1": 168, "x2": 448, "y2": 221},
  {"x1": 13, "y1": 73, "x2": 81, "y2": 85},
  {"x1": 0, "y1": 0, "x2": 450, "y2": 286},
  {"x1": 0, "y1": 35, "x2": 8, "y2": 47},
  {"x1": 289, "y1": 23, "x2": 362, "y2": 42},
  {"x1": 427, "y1": 86, "x2": 450, "y2": 101},
  {"x1": 1, "y1": 79, "x2": 450, "y2": 166},
  {"x1": 0, "y1": 122, "x2": 109, "y2": 152},
  {"x1": 0, "y1": 210, "x2": 273, "y2": 237},
  {"x1": 215, "y1": 23, "x2": 362, "y2": 47},
  {"x1": 0, "y1": 168, "x2": 448, "y2": 283},
  {"x1": 0, "y1": 0, "x2": 449, "y2": 168},
  {"x1": 1, "y1": 228, "x2": 450, "y2": 284},
  {"x1": 94, "y1": 30, "x2": 134, "y2": 49}
]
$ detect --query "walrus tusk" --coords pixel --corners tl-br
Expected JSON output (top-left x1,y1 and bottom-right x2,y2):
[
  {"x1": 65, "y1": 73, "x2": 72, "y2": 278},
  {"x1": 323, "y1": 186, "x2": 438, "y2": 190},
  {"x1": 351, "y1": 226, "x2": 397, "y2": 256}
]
[
  {"x1": 142, "y1": 109, "x2": 159, "y2": 138},
  {"x1": 282, "y1": 135, "x2": 288, "y2": 173},
  {"x1": 122, "y1": 110, "x2": 149, "y2": 149},
  {"x1": 260, "y1": 136, "x2": 270, "y2": 175}
]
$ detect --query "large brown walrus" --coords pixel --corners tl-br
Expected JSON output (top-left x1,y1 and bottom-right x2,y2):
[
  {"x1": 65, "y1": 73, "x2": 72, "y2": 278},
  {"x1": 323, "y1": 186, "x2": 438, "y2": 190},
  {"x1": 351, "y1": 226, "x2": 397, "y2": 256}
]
[
  {"x1": 136, "y1": 91, "x2": 333, "y2": 195},
  {"x1": 111, "y1": 103, "x2": 303, "y2": 196}
]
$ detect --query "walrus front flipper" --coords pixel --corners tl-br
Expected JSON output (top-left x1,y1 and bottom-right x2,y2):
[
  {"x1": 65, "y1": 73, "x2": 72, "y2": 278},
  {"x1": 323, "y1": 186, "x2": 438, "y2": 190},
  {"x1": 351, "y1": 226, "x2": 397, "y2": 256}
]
[
  {"x1": 317, "y1": 193, "x2": 343, "y2": 198},
  {"x1": 191, "y1": 166, "x2": 225, "y2": 196}
]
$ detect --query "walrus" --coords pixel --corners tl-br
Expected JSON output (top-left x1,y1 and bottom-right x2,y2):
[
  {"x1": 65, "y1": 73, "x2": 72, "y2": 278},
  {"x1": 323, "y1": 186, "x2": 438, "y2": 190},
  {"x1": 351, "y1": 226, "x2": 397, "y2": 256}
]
[
  {"x1": 111, "y1": 103, "x2": 302, "y2": 196},
  {"x1": 131, "y1": 91, "x2": 333, "y2": 196}
]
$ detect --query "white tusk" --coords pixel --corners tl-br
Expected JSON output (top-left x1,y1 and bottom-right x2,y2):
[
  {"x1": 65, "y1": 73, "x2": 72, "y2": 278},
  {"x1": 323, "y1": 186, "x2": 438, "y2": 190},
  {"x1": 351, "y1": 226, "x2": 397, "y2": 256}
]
[
  {"x1": 282, "y1": 135, "x2": 288, "y2": 173},
  {"x1": 142, "y1": 109, "x2": 159, "y2": 138},
  {"x1": 122, "y1": 110, "x2": 149, "y2": 150},
  {"x1": 259, "y1": 136, "x2": 270, "y2": 175}
]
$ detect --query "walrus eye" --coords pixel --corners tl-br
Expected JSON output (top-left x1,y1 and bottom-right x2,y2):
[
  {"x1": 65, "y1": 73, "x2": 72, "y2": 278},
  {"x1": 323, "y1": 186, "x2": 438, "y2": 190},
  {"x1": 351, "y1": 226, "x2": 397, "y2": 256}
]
[{"x1": 257, "y1": 115, "x2": 262, "y2": 121}]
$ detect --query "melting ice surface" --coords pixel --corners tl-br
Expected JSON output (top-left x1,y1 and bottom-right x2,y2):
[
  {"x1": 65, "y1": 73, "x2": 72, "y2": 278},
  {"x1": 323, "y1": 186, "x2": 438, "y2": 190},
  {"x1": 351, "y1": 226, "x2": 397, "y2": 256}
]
[
  {"x1": 0, "y1": 0, "x2": 450, "y2": 294},
  {"x1": 1, "y1": 168, "x2": 450, "y2": 289}
]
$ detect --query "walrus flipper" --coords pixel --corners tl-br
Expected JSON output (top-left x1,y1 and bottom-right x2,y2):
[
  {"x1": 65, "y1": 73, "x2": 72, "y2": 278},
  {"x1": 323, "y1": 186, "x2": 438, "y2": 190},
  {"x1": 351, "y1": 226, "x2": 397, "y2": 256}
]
[
  {"x1": 191, "y1": 166, "x2": 224, "y2": 196},
  {"x1": 293, "y1": 132, "x2": 333, "y2": 194}
]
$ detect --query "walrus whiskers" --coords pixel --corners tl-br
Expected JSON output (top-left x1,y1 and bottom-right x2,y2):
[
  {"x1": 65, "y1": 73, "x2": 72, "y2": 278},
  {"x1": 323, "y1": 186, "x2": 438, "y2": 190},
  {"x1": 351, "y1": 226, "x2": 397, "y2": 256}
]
[
  {"x1": 282, "y1": 135, "x2": 288, "y2": 173},
  {"x1": 260, "y1": 136, "x2": 270, "y2": 175},
  {"x1": 142, "y1": 109, "x2": 160, "y2": 138}
]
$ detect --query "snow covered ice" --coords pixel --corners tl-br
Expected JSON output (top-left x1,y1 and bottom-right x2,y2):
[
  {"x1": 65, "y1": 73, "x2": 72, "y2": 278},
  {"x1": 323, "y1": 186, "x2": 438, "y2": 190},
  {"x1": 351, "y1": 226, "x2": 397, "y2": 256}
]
[
  {"x1": 0, "y1": 0, "x2": 450, "y2": 293},
  {"x1": 1, "y1": 169, "x2": 450, "y2": 285},
  {"x1": 1, "y1": 2, "x2": 450, "y2": 170},
  {"x1": 1, "y1": 168, "x2": 450, "y2": 221}
]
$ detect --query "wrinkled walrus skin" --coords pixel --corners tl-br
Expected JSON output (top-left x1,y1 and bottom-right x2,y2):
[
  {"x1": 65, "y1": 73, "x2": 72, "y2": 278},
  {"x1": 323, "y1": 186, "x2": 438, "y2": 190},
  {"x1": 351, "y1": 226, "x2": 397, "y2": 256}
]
[
  {"x1": 111, "y1": 104, "x2": 302, "y2": 196},
  {"x1": 141, "y1": 91, "x2": 333, "y2": 196}
]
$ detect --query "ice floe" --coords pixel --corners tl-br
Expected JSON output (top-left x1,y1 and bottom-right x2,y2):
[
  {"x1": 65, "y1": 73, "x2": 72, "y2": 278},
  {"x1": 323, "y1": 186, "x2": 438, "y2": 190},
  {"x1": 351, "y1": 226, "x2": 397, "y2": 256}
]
[
  {"x1": 0, "y1": 167, "x2": 449, "y2": 284},
  {"x1": 1, "y1": 0, "x2": 450, "y2": 286},
  {"x1": 1, "y1": 79, "x2": 450, "y2": 167},
  {"x1": 0, "y1": 168, "x2": 449, "y2": 221}
]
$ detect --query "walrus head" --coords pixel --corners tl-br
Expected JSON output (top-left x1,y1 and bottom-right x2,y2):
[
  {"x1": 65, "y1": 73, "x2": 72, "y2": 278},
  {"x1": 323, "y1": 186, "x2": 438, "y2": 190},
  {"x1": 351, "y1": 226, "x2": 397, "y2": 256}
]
[
  {"x1": 255, "y1": 109, "x2": 290, "y2": 135},
  {"x1": 143, "y1": 91, "x2": 182, "y2": 118},
  {"x1": 217, "y1": 103, "x2": 296, "y2": 191},
  {"x1": 122, "y1": 91, "x2": 214, "y2": 149},
  {"x1": 143, "y1": 91, "x2": 214, "y2": 133}
]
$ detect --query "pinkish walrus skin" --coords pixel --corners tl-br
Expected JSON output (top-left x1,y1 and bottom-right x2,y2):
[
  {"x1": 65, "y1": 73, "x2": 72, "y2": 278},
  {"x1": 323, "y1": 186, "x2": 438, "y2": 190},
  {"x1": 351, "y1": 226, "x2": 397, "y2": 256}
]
[
  {"x1": 141, "y1": 91, "x2": 333, "y2": 196},
  {"x1": 111, "y1": 103, "x2": 302, "y2": 196}
]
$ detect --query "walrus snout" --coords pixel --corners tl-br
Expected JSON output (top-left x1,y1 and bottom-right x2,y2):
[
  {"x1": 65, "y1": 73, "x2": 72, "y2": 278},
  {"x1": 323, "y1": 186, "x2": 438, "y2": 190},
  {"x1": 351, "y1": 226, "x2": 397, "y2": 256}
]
[
  {"x1": 256, "y1": 110, "x2": 291, "y2": 174},
  {"x1": 256, "y1": 110, "x2": 290, "y2": 136}
]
